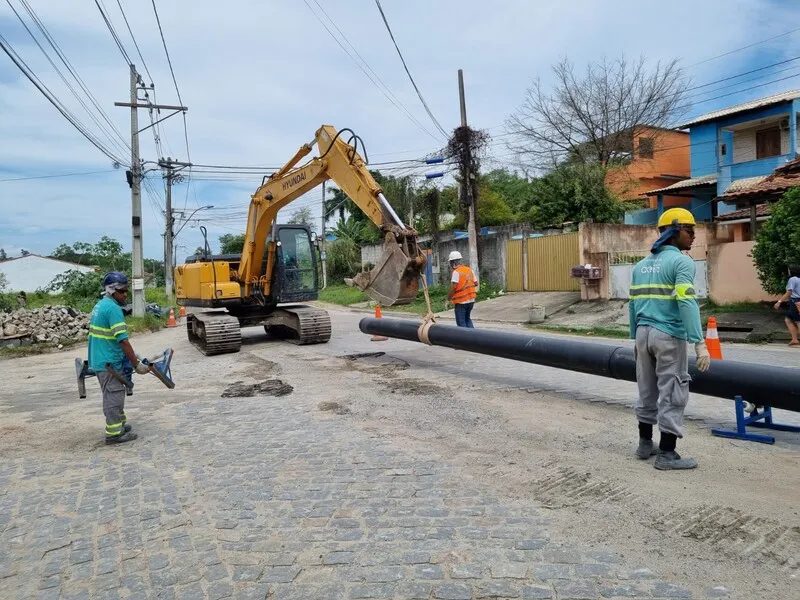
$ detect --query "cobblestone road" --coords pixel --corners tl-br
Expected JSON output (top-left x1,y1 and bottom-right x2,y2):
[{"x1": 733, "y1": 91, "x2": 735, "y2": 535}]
[{"x1": 1, "y1": 309, "x2": 796, "y2": 599}]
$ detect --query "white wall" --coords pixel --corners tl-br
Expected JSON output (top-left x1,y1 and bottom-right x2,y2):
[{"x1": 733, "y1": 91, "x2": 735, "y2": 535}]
[
  {"x1": 733, "y1": 125, "x2": 790, "y2": 163},
  {"x1": 0, "y1": 256, "x2": 95, "y2": 292}
]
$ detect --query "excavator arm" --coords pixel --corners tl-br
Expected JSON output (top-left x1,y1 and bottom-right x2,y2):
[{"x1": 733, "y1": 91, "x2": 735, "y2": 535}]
[{"x1": 236, "y1": 125, "x2": 425, "y2": 305}]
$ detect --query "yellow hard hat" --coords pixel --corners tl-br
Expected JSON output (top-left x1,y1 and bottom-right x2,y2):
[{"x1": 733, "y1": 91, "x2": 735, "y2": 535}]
[{"x1": 657, "y1": 207, "x2": 696, "y2": 229}]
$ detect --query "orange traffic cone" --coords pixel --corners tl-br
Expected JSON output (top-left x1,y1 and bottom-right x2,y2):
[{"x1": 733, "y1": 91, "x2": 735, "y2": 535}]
[
  {"x1": 371, "y1": 305, "x2": 388, "y2": 342},
  {"x1": 179, "y1": 305, "x2": 186, "y2": 319},
  {"x1": 167, "y1": 308, "x2": 177, "y2": 328},
  {"x1": 705, "y1": 316, "x2": 722, "y2": 360}
]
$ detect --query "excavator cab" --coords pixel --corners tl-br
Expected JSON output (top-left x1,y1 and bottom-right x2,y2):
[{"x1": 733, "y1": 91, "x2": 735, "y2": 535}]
[{"x1": 274, "y1": 225, "x2": 319, "y2": 303}]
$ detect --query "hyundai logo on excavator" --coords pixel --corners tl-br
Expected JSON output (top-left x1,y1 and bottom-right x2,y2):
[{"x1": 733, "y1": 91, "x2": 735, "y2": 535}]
[{"x1": 282, "y1": 171, "x2": 307, "y2": 192}]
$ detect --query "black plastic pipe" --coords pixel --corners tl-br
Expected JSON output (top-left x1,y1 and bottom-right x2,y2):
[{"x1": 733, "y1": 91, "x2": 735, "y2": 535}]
[{"x1": 359, "y1": 317, "x2": 800, "y2": 413}]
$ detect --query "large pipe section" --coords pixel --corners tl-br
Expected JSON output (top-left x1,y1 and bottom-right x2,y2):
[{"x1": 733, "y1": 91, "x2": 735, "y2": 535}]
[{"x1": 359, "y1": 317, "x2": 800, "y2": 413}]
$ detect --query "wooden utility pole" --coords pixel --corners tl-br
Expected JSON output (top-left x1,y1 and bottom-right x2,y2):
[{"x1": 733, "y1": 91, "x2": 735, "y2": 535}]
[
  {"x1": 458, "y1": 69, "x2": 479, "y2": 275},
  {"x1": 115, "y1": 65, "x2": 187, "y2": 316}
]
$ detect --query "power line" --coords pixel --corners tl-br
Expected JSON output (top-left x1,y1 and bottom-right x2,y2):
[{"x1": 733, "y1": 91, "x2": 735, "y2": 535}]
[
  {"x1": 373, "y1": 0, "x2": 449, "y2": 139},
  {"x1": 94, "y1": 0, "x2": 132, "y2": 66},
  {"x1": 0, "y1": 32, "x2": 125, "y2": 164},
  {"x1": 5, "y1": 0, "x2": 131, "y2": 160},
  {"x1": 686, "y1": 55, "x2": 800, "y2": 92},
  {"x1": 689, "y1": 26, "x2": 800, "y2": 68},
  {"x1": 150, "y1": 0, "x2": 192, "y2": 192},
  {"x1": 14, "y1": 0, "x2": 131, "y2": 157},
  {"x1": 302, "y1": 0, "x2": 442, "y2": 143},
  {"x1": 309, "y1": 0, "x2": 440, "y2": 144},
  {"x1": 115, "y1": 0, "x2": 154, "y2": 84},
  {"x1": 0, "y1": 170, "x2": 117, "y2": 183}
]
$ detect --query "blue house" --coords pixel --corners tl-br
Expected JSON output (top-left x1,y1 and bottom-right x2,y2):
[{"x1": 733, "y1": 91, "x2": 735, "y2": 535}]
[{"x1": 641, "y1": 89, "x2": 800, "y2": 223}]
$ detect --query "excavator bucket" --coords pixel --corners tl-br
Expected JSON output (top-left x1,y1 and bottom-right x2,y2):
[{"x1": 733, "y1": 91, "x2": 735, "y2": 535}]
[{"x1": 347, "y1": 235, "x2": 425, "y2": 306}]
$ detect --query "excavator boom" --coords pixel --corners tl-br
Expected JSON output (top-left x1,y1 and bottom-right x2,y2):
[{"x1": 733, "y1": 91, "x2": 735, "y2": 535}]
[
  {"x1": 237, "y1": 125, "x2": 425, "y2": 306},
  {"x1": 174, "y1": 125, "x2": 426, "y2": 356}
]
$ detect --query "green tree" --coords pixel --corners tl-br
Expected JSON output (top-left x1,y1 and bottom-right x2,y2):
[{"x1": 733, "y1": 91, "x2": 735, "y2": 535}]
[
  {"x1": 752, "y1": 187, "x2": 800, "y2": 294},
  {"x1": 0, "y1": 248, "x2": 7, "y2": 261},
  {"x1": 326, "y1": 238, "x2": 361, "y2": 281},
  {"x1": 45, "y1": 270, "x2": 104, "y2": 303},
  {"x1": 287, "y1": 207, "x2": 316, "y2": 231},
  {"x1": 450, "y1": 182, "x2": 516, "y2": 228},
  {"x1": 481, "y1": 169, "x2": 533, "y2": 215},
  {"x1": 219, "y1": 233, "x2": 246, "y2": 254},
  {"x1": 50, "y1": 237, "x2": 128, "y2": 271},
  {"x1": 525, "y1": 163, "x2": 624, "y2": 228}
]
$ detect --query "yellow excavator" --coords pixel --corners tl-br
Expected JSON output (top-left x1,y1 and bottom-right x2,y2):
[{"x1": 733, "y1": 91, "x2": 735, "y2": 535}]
[{"x1": 174, "y1": 125, "x2": 426, "y2": 355}]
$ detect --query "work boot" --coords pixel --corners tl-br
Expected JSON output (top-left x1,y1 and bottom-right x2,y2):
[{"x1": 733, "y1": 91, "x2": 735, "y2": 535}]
[
  {"x1": 635, "y1": 438, "x2": 659, "y2": 459},
  {"x1": 105, "y1": 431, "x2": 138, "y2": 445},
  {"x1": 123, "y1": 423, "x2": 132, "y2": 433},
  {"x1": 654, "y1": 451, "x2": 697, "y2": 470}
]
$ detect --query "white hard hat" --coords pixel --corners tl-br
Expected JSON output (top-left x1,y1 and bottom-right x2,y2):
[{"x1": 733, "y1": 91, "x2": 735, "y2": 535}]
[{"x1": 448, "y1": 251, "x2": 462, "y2": 262}]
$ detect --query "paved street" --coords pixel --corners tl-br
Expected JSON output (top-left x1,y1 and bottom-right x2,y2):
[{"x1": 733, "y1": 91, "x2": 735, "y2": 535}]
[{"x1": 1, "y1": 308, "x2": 798, "y2": 599}]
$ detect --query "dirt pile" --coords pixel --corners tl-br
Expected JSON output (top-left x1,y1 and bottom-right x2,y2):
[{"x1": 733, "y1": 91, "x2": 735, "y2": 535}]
[{"x1": 0, "y1": 305, "x2": 90, "y2": 346}]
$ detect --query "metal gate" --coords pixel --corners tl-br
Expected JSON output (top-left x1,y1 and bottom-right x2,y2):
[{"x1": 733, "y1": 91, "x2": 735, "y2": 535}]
[
  {"x1": 528, "y1": 233, "x2": 580, "y2": 291},
  {"x1": 505, "y1": 239, "x2": 524, "y2": 292},
  {"x1": 505, "y1": 233, "x2": 580, "y2": 292}
]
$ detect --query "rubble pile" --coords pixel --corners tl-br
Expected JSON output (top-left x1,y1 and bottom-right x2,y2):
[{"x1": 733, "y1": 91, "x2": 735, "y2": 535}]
[{"x1": 0, "y1": 305, "x2": 90, "y2": 345}]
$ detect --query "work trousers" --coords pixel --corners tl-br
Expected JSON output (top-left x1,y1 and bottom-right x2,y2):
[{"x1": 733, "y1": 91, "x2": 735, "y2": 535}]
[
  {"x1": 634, "y1": 325, "x2": 690, "y2": 438},
  {"x1": 454, "y1": 302, "x2": 474, "y2": 328},
  {"x1": 97, "y1": 371, "x2": 127, "y2": 439}
]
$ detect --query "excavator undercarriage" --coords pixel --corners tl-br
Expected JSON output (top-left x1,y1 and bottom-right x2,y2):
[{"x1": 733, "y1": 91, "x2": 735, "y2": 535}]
[{"x1": 186, "y1": 306, "x2": 333, "y2": 356}]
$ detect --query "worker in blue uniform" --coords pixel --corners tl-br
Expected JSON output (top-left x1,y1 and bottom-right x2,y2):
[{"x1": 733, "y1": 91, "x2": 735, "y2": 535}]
[{"x1": 629, "y1": 208, "x2": 711, "y2": 470}]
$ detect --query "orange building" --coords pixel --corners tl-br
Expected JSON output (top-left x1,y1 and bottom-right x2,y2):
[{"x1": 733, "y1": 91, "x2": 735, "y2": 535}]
[{"x1": 605, "y1": 126, "x2": 691, "y2": 209}]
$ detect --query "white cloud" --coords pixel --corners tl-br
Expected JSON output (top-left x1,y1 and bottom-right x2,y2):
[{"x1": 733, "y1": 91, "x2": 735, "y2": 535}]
[{"x1": 1, "y1": 0, "x2": 799, "y2": 260}]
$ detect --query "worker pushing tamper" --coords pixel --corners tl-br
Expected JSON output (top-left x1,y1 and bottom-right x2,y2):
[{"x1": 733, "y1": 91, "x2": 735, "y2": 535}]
[{"x1": 74, "y1": 272, "x2": 175, "y2": 445}]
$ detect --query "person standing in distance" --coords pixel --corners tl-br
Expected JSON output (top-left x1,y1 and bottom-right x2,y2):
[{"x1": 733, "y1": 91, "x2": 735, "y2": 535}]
[
  {"x1": 446, "y1": 251, "x2": 478, "y2": 328},
  {"x1": 774, "y1": 264, "x2": 800, "y2": 347},
  {"x1": 88, "y1": 272, "x2": 150, "y2": 445},
  {"x1": 629, "y1": 208, "x2": 711, "y2": 470}
]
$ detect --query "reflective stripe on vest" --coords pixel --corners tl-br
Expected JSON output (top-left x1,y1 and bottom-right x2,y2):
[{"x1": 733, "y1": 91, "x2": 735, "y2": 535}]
[{"x1": 452, "y1": 265, "x2": 477, "y2": 304}]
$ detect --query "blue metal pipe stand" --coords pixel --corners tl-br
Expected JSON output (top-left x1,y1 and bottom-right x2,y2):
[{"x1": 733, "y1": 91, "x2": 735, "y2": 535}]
[{"x1": 711, "y1": 396, "x2": 800, "y2": 444}]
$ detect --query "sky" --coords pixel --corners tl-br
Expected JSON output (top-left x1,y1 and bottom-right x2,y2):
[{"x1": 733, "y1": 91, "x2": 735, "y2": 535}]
[{"x1": 1, "y1": 0, "x2": 800, "y2": 262}]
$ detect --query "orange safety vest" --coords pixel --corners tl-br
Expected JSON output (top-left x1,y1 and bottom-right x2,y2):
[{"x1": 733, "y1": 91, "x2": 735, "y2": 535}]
[{"x1": 452, "y1": 265, "x2": 478, "y2": 304}]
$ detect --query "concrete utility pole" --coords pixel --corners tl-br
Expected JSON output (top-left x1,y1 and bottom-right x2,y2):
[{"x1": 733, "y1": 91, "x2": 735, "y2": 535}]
[
  {"x1": 158, "y1": 158, "x2": 192, "y2": 305},
  {"x1": 320, "y1": 181, "x2": 327, "y2": 288},
  {"x1": 458, "y1": 69, "x2": 479, "y2": 275},
  {"x1": 115, "y1": 65, "x2": 188, "y2": 317}
]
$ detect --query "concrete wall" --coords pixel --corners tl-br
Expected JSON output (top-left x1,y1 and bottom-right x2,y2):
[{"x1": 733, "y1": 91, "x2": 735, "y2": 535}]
[
  {"x1": 577, "y1": 223, "x2": 720, "y2": 300},
  {"x1": 605, "y1": 128, "x2": 690, "y2": 204},
  {"x1": 0, "y1": 255, "x2": 95, "y2": 292},
  {"x1": 707, "y1": 241, "x2": 778, "y2": 303},
  {"x1": 360, "y1": 224, "x2": 566, "y2": 289}
]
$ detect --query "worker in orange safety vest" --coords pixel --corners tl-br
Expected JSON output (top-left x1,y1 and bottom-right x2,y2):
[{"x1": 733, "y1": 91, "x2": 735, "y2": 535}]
[{"x1": 446, "y1": 251, "x2": 478, "y2": 328}]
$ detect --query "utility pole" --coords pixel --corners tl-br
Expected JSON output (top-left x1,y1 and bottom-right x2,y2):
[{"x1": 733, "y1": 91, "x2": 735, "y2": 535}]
[
  {"x1": 458, "y1": 69, "x2": 479, "y2": 275},
  {"x1": 158, "y1": 158, "x2": 192, "y2": 306},
  {"x1": 321, "y1": 181, "x2": 327, "y2": 288},
  {"x1": 115, "y1": 65, "x2": 188, "y2": 317}
]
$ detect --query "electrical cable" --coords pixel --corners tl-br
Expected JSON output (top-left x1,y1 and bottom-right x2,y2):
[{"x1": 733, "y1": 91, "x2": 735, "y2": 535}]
[
  {"x1": 302, "y1": 0, "x2": 443, "y2": 143},
  {"x1": 0, "y1": 32, "x2": 125, "y2": 164},
  {"x1": 373, "y1": 0, "x2": 449, "y2": 139},
  {"x1": 15, "y1": 0, "x2": 131, "y2": 157},
  {"x1": 94, "y1": 0, "x2": 132, "y2": 66},
  {"x1": 115, "y1": 0, "x2": 154, "y2": 83}
]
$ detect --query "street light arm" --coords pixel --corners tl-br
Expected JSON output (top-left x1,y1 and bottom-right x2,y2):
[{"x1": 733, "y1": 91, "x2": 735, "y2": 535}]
[{"x1": 174, "y1": 205, "x2": 213, "y2": 238}]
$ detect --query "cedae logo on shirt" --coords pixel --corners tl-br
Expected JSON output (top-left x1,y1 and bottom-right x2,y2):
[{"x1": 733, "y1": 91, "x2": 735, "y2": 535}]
[{"x1": 640, "y1": 258, "x2": 662, "y2": 274}]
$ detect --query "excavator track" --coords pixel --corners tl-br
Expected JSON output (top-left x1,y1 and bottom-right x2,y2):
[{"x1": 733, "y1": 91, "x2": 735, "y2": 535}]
[
  {"x1": 187, "y1": 312, "x2": 242, "y2": 356},
  {"x1": 264, "y1": 306, "x2": 332, "y2": 345}
]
